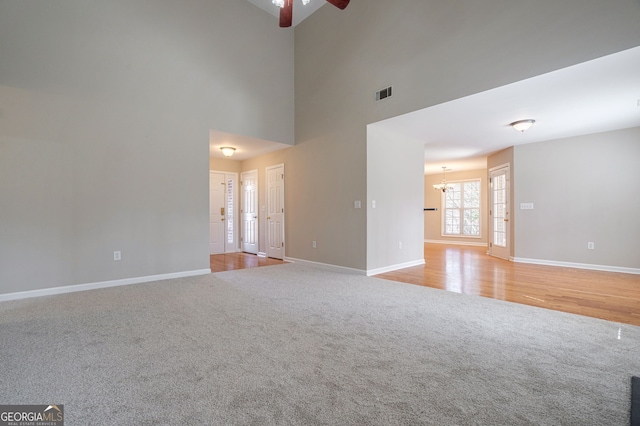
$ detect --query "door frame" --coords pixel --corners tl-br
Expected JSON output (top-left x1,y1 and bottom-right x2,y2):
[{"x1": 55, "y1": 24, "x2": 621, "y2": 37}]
[
  {"x1": 209, "y1": 171, "x2": 225, "y2": 255},
  {"x1": 266, "y1": 163, "x2": 285, "y2": 260},
  {"x1": 210, "y1": 170, "x2": 239, "y2": 254},
  {"x1": 241, "y1": 169, "x2": 259, "y2": 255},
  {"x1": 488, "y1": 163, "x2": 511, "y2": 260}
]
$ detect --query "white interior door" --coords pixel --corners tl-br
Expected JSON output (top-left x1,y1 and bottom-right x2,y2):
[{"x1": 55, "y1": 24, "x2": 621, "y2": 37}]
[
  {"x1": 209, "y1": 172, "x2": 226, "y2": 254},
  {"x1": 266, "y1": 164, "x2": 285, "y2": 260},
  {"x1": 489, "y1": 165, "x2": 510, "y2": 260},
  {"x1": 241, "y1": 170, "x2": 258, "y2": 254}
]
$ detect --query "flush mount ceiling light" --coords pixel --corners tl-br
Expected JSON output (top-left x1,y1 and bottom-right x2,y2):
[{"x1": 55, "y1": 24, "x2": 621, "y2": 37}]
[
  {"x1": 220, "y1": 147, "x2": 236, "y2": 157},
  {"x1": 433, "y1": 167, "x2": 454, "y2": 193},
  {"x1": 510, "y1": 119, "x2": 536, "y2": 133}
]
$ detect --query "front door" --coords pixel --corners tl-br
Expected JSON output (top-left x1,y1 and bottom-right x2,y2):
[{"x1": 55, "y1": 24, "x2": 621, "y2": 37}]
[
  {"x1": 489, "y1": 165, "x2": 510, "y2": 260},
  {"x1": 210, "y1": 171, "x2": 226, "y2": 254},
  {"x1": 266, "y1": 164, "x2": 285, "y2": 260},
  {"x1": 241, "y1": 170, "x2": 258, "y2": 254}
]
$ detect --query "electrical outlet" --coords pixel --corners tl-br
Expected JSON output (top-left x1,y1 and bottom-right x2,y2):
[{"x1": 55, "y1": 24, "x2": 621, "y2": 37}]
[
  {"x1": 312, "y1": 241, "x2": 317, "y2": 249},
  {"x1": 114, "y1": 251, "x2": 122, "y2": 261},
  {"x1": 587, "y1": 242, "x2": 595, "y2": 250},
  {"x1": 399, "y1": 241, "x2": 403, "y2": 249},
  {"x1": 354, "y1": 200, "x2": 361, "y2": 209}
]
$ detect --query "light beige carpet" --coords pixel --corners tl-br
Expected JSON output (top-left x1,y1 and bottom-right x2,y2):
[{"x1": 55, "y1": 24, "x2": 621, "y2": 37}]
[{"x1": 1, "y1": 263, "x2": 638, "y2": 425}]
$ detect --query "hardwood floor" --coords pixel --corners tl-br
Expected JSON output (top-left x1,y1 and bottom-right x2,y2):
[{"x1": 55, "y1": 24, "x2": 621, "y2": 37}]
[
  {"x1": 210, "y1": 252, "x2": 285, "y2": 273},
  {"x1": 377, "y1": 244, "x2": 640, "y2": 326}
]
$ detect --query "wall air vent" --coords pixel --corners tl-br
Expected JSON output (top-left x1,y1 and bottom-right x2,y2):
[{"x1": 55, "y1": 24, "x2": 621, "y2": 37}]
[{"x1": 375, "y1": 86, "x2": 393, "y2": 101}]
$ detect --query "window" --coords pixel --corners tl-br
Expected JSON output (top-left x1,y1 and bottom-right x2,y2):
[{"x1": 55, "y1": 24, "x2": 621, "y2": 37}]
[{"x1": 442, "y1": 180, "x2": 481, "y2": 237}]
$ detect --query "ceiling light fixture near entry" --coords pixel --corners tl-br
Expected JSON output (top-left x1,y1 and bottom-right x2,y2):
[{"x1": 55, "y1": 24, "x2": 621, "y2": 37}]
[
  {"x1": 220, "y1": 147, "x2": 236, "y2": 157},
  {"x1": 510, "y1": 119, "x2": 536, "y2": 133}
]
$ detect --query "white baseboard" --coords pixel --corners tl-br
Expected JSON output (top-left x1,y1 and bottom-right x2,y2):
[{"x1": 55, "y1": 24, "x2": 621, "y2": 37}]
[
  {"x1": 284, "y1": 257, "x2": 427, "y2": 277},
  {"x1": 512, "y1": 257, "x2": 640, "y2": 275},
  {"x1": 284, "y1": 257, "x2": 366, "y2": 275},
  {"x1": 257, "y1": 252, "x2": 267, "y2": 258},
  {"x1": 366, "y1": 259, "x2": 426, "y2": 276},
  {"x1": 0, "y1": 268, "x2": 212, "y2": 303},
  {"x1": 425, "y1": 239, "x2": 488, "y2": 247}
]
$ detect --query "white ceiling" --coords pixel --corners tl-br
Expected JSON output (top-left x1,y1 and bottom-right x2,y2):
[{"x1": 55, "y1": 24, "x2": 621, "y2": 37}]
[
  {"x1": 246, "y1": 0, "x2": 325, "y2": 27},
  {"x1": 372, "y1": 46, "x2": 640, "y2": 175},
  {"x1": 210, "y1": 130, "x2": 291, "y2": 161}
]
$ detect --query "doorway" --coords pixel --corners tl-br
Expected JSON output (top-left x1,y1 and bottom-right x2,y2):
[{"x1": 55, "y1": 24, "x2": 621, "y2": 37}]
[
  {"x1": 489, "y1": 164, "x2": 510, "y2": 260},
  {"x1": 241, "y1": 170, "x2": 258, "y2": 254},
  {"x1": 210, "y1": 171, "x2": 238, "y2": 254},
  {"x1": 266, "y1": 164, "x2": 285, "y2": 260}
]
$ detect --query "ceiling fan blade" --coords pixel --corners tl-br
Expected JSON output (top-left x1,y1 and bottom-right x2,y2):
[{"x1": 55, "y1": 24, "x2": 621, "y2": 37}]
[
  {"x1": 279, "y1": 0, "x2": 293, "y2": 27},
  {"x1": 326, "y1": 0, "x2": 350, "y2": 10}
]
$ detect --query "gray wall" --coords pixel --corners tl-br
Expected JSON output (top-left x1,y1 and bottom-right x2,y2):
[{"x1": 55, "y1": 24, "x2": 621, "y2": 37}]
[
  {"x1": 2, "y1": 0, "x2": 640, "y2": 295},
  {"x1": 294, "y1": 0, "x2": 640, "y2": 271},
  {"x1": 514, "y1": 127, "x2": 640, "y2": 268},
  {"x1": 367, "y1": 126, "x2": 425, "y2": 272},
  {"x1": 0, "y1": 0, "x2": 294, "y2": 294}
]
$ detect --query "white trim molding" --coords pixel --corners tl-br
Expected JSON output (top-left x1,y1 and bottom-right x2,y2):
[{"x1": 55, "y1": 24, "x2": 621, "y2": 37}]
[
  {"x1": 284, "y1": 257, "x2": 427, "y2": 277},
  {"x1": 258, "y1": 252, "x2": 267, "y2": 258},
  {"x1": 425, "y1": 239, "x2": 488, "y2": 248},
  {"x1": 285, "y1": 257, "x2": 366, "y2": 275},
  {"x1": 512, "y1": 257, "x2": 640, "y2": 275},
  {"x1": 0, "y1": 269, "x2": 212, "y2": 303},
  {"x1": 366, "y1": 259, "x2": 426, "y2": 277}
]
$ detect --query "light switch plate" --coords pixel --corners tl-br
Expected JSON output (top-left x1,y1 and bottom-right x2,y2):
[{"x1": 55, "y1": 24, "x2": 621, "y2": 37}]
[{"x1": 520, "y1": 203, "x2": 534, "y2": 210}]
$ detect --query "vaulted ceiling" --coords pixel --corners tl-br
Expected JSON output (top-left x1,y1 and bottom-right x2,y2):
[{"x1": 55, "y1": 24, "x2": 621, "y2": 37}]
[{"x1": 221, "y1": 4, "x2": 640, "y2": 175}]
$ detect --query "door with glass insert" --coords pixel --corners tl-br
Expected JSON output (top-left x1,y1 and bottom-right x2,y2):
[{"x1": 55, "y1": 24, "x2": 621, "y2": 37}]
[{"x1": 490, "y1": 166, "x2": 510, "y2": 260}]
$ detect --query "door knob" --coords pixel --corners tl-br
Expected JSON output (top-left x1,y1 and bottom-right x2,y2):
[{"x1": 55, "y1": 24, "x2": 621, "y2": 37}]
[{"x1": 504, "y1": 218, "x2": 509, "y2": 222}]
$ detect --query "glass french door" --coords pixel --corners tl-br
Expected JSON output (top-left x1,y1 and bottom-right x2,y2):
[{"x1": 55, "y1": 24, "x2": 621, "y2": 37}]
[{"x1": 490, "y1": 165, "x2": 510, "y2": 260}]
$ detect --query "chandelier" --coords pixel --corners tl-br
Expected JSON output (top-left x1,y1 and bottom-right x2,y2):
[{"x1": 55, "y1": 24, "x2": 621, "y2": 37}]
[{"x1": 432, "y1": 167, "x2": 454, "y2": 193}]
